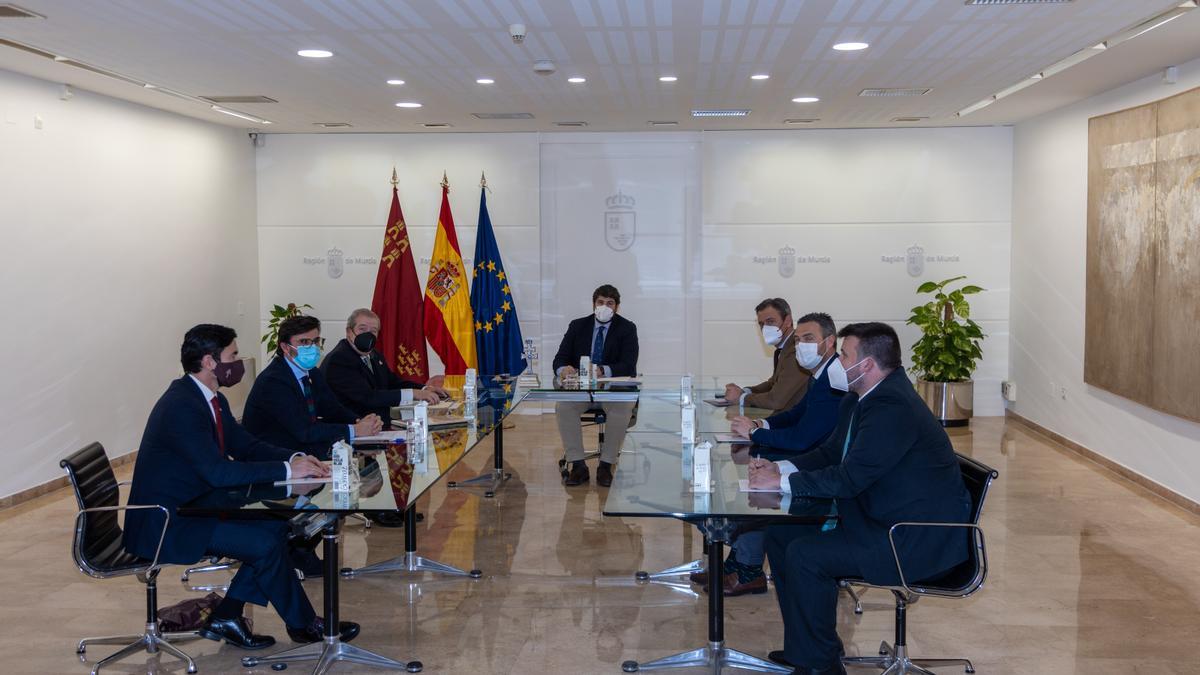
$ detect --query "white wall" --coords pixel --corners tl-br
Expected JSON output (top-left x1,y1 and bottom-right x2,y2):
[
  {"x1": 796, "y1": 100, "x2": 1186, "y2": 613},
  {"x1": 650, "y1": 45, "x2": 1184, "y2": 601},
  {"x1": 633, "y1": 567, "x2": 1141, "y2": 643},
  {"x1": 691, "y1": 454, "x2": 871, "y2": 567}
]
[
  {"x1": 254, "y1": 133, "x2": 541, "y2": 375},
  {"x1": 1011, "y1": 56, "x2": 1200, "y2": 503},
  {"x1": 0, "y1": 68, "x2": 258, "y2": 499},
  {"x1": 702, "y1": 128, "x2": 1013, "y2": 415}
]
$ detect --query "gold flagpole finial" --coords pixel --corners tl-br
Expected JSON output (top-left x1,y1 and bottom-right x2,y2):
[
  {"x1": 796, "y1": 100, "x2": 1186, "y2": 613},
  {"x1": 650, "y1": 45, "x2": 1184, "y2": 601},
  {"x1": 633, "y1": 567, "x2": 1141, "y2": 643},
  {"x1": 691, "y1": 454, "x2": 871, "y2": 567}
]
[
  {"x1": 390, "y1": 167, "x2": 398, "y2": 187},
  {"x1": 441, "y1": 171, "x2": 449, "y2": 191},
  {"x1": 480, "y1": 171, "x2": 487, "y2": 188}
]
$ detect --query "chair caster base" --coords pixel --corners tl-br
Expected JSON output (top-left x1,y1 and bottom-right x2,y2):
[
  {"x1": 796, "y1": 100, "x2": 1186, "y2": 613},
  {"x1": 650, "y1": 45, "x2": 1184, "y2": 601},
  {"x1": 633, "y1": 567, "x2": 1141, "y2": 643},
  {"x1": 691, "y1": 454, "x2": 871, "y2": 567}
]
[{"x1": 622, "y1": 660, "x2": 639, "y2": 672}]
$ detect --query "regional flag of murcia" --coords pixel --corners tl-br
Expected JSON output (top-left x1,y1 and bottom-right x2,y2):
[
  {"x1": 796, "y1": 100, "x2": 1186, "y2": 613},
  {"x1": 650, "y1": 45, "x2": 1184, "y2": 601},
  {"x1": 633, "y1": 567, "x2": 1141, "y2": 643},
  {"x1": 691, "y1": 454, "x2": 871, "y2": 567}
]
[
  {"x1": 371, "y1": 171, "x2": 429, "y2": 382},
  {"x1": 422, "y1": 174, "x2": 477, "y2": 374}
]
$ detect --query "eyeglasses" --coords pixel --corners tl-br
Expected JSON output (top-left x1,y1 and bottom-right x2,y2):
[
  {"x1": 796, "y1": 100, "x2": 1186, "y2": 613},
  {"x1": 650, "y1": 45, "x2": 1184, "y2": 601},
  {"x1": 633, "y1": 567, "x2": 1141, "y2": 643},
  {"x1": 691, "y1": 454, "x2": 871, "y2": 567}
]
[{"x1": 292, "y1": 337, "x2": 325, "y2": 348}]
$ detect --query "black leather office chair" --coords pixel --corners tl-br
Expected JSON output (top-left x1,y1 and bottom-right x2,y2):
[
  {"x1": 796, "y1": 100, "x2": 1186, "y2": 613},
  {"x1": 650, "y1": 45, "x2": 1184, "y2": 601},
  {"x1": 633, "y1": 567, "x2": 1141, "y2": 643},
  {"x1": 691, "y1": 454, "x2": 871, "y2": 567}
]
[
  {"x1": 61, "y1": 443, "x2": 200, "y2": 675},
  {"x1": 840, "y1": 453, "x2": 998, "y2": 675}
]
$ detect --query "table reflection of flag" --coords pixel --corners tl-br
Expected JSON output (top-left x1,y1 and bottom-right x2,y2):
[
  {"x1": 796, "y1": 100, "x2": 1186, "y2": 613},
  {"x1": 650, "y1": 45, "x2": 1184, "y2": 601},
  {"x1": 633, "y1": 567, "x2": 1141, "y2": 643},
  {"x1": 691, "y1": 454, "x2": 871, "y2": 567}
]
[{"x1": 383, "y1": 445, "x2": 414, "y2": 510}]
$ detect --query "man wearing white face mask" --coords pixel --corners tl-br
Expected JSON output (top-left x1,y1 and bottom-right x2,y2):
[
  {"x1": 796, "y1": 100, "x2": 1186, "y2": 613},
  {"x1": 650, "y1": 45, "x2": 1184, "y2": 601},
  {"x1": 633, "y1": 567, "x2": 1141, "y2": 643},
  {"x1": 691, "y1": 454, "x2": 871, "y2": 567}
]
[
  {"x1": 552, "y1": 284, "x2": 640, "y2": 487},
  {"x1": 722, "y1": 298, "x2": 810, "y2": 414}
]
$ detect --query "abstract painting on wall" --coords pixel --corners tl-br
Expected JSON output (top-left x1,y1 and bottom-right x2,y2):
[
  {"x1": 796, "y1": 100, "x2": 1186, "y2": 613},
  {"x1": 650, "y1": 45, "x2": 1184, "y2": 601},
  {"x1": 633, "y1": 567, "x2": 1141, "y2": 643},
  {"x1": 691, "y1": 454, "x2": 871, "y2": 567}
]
[{"x1": 1086, "y1": 85, "x2": 1200, "y2": 422}]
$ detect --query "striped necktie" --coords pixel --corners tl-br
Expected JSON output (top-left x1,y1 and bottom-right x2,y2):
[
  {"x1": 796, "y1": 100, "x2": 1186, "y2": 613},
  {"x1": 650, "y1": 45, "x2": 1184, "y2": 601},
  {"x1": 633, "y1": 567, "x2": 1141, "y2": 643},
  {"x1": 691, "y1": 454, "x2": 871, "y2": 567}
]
[{"x1": 301, "y1": 375, "x2": 317, "y2": 422}]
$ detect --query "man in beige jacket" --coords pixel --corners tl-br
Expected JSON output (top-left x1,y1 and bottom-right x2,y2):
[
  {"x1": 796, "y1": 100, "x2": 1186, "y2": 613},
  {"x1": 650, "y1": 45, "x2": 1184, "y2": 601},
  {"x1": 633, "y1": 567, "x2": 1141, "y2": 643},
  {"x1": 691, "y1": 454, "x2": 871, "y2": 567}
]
[{"x1": 722, "y1": 298, "x2": 811, "y2": 414}]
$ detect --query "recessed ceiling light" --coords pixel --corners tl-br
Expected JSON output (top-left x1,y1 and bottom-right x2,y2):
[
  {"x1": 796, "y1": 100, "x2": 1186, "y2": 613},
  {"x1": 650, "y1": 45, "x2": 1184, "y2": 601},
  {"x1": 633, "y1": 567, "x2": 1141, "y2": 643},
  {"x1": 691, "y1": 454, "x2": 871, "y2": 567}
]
[
  {"x1": 648, "y1": 121, "x2": 679, "y2": 126},
  {"x1": 567, "y1": 77, "x2": 587, "y2": 83},
  {"x1": 833, "y1": 42, "x2": 869, "y2": 51},
  {"x1": 297, "y1": 49, "x2": 333, "y2": 58},
  {"x1": 784, "y1": 118, "x2": 820, "y2": 125},
  {"x1": 387, "y1": 79, "x2": 405, "y2": 85},
  {"x1": 476, "y1": 78, "x2": 495, "y2": 84},
  {"x1": 659, "y1": 75, "x2": 677, "y2": 82},
  {"x1": 395, "y1": 102, "x2": 422, "y2": 108},
  {"x1": 751, "y1": 74, "x2": 770, "y2": 80},
  {"x1": 792, "y1": 96, "x2": 820, "y2": 103}
]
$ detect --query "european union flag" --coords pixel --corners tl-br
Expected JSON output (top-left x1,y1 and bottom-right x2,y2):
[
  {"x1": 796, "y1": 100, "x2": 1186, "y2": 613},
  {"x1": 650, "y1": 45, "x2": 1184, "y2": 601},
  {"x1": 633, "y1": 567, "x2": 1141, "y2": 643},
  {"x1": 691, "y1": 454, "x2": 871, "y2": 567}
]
[{"x1": 470, "y1": 186, "x2": 526, "y2": 380}]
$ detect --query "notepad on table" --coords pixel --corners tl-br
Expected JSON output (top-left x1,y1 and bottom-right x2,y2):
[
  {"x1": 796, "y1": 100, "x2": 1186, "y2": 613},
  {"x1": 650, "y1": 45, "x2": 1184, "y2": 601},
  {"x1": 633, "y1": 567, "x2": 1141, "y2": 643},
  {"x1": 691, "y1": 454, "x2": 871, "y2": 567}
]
[{"x1": 712, "y1": 433, "x2": 751, "y2": 444}]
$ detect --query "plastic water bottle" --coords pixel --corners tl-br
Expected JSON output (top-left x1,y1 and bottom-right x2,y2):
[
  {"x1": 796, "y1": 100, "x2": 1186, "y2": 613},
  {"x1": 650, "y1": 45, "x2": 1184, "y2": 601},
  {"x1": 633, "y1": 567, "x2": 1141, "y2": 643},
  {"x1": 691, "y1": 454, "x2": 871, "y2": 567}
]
[
  {"x1": 681, "y1": 401, "x2": 696, "y2": 444},
  {"x1": 578, "y1": 356, "x2": 592, "y2": 388},
  {"x1": 681, "y1": 374, "x2": 693, "y2": 405},
  {"x1": 692, "y1": 440, "x2": 712, "y2": 493},
  {"x1": 463, "y1": 368, "x2": 477, "y2": 419},
  {"x1": 331, "y1": 440, "x2": 353, "y2": 493},
  {"x1": 411, "y1": 401, "x2": 429, "y2": 463}
]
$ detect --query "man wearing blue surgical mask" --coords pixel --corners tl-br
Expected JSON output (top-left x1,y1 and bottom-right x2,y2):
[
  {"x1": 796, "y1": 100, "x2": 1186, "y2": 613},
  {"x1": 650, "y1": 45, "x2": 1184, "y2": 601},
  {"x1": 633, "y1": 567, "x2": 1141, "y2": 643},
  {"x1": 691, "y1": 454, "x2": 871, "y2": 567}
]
[
  {"x1": 244, "y1": 315, "x2": 383, "y2": 462},
  {"x1": 721, "y1": 298, "x2": 811, "y2": 414}
]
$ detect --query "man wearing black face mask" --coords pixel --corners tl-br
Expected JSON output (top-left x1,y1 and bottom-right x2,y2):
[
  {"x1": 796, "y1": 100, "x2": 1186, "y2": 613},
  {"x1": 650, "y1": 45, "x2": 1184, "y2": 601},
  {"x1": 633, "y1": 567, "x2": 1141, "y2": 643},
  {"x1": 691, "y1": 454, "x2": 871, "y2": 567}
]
[
  {"x1": 124, "y1": 324, "x2": 358, "y2": 650},
  {"x1": 322, "y1": 308, "x2": 449, "y2": 427}
]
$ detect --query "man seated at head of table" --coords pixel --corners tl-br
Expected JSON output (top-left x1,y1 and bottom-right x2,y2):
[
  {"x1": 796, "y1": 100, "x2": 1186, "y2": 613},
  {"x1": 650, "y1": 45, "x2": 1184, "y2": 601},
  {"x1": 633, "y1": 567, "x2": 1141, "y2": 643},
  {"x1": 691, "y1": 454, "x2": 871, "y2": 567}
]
[
  {"x1": 123, "y1": 324, "x2": 358, "y2": 650},
  {"x1": 746, "y1": 322, "x2": 971, "y2": 675},
  {"x1": 243, "y1": 314, "x2": 383, "y2": 461},
  {"x1": 695, "y1": 312, "x2": 845, "y2": 596},
  {"x1": 721, "y1": 298, "x2": 811, "y2": 415},
  {"x1": 553, "y1": 284, "x2": 639, "y2": 488}
]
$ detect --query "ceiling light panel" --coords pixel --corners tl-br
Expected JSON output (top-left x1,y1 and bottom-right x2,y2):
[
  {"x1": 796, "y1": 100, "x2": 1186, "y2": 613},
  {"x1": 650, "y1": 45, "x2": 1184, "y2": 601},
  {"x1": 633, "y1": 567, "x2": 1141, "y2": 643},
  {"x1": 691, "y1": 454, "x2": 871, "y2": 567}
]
[
  {"x1": 859, "y1": 88, "x2": 932, "y2": 97},
  {"x1": 691, "y1": 109, "x2": 750, "y2": 117},
  {"x1": 965, "y1": 0, "x2": 1074, "y2": 5}
]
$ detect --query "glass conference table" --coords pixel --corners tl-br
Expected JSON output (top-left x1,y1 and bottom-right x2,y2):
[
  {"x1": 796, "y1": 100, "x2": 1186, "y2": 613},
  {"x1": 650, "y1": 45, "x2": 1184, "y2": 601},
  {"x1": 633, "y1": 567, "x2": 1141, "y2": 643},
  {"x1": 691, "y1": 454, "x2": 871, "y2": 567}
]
[
  {"x1": 179, "y1": 376, "x2": 822, "y2": 673},
  {"x1": 179, "y1": 384, "x2": 522, "y2": 674}
]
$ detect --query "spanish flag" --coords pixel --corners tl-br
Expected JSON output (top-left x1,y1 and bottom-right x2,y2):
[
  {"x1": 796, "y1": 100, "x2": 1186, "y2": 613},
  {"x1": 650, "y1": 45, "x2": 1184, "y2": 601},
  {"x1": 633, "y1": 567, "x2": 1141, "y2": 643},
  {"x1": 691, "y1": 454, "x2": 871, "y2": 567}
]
[{"x1": 422, "y1": 173, "x2": 477, "y2": 374}]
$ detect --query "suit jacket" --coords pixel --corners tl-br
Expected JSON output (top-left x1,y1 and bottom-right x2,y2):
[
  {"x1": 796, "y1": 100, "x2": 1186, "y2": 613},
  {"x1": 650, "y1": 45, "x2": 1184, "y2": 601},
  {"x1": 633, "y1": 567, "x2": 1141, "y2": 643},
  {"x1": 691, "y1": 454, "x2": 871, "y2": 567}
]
[
  {"x1": 745, "y1": 332, "x2": 810, "y2": 413},
  {"x1": 749, "y1": 359, "x2": 843, "y2": 457},
  {"x1": 242, "y1": 354, "x2": 359, "y2": 459},
  {"x1": 786, "y1": 367, "x2": 971, "y2": 585},
  {"x1": 552, "y1": 313, "x2": 639, "y2": 377},
  {"x1": 320, "y1": 338, "x2": 422, "y2": 424},
  {"x1": 123, "y1": 376, "x2": 291, "y2": 564}
]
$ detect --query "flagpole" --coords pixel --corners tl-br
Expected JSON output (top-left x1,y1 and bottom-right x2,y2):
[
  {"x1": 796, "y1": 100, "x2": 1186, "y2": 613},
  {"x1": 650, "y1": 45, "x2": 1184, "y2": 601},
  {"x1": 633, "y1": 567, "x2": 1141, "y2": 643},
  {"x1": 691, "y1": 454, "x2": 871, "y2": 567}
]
[
  {"x1": 441, "y1": 170, "x2": 449, "y2": 192},
  {"x1": 391, "y1": 166, "x2": 398, "y2": 187}
]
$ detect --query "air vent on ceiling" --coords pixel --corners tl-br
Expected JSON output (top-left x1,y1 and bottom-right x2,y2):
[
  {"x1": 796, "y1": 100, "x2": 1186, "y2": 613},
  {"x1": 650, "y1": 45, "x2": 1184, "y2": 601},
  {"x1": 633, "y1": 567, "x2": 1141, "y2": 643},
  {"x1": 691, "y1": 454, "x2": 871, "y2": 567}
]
[
  {"x1": 784, "y1": 118, "x2": 820, "y2": 125},
  {"x1": 0, "y1": 4, "x2": 45, "y2": 19},
  {"x1": 0, "y1": 37, "x2": 53, "y2": 58},
  {"x1": 965, "y1": 0, "x2": 1073, "y2": 5},
  {"x1": 202, "y1": 95, "x2": 278, "y2": 104},
  {"x1": 691, "y1": 109, "x2": 751, "y2": 117},
  {"x1": 421, "y1": 123, "x2": 453, "y2": 128},
  {"x1": 859, "y1": 88, "x2": 931, "y2": 97},
  {"x1": 891, "y1": 116, "x2": 929, "y2": 122},
  {"x1": 648, "y1": 121, "x2": 678, "y2": 126},
  {"x1": 314, "y1": 122, "x2": 352, "y2": 128},
  {"x1": 471, "y1": 112, "x2": 534, "y2": 119},
  {"x1": 555, "y1": 121, "x2": 588, "y2": 127}
]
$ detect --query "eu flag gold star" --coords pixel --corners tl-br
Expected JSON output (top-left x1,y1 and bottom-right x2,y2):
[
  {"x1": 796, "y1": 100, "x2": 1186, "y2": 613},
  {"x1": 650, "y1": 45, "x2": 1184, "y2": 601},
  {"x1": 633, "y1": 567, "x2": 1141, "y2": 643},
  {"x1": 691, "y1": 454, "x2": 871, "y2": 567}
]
[
  {"x1": 484, "y1": 322, "x2": 493, "y2": 332},
  {"x1": 487, "y1": 261, "x2": 496, "y2": 272},
  {"x1": 501, "y1": 300, "x2": 512, "y2": 312},
  {"x1": 502, "y1": 284, "x2": 511, "y2": 295},
  {"x1": 494, "y1": 313, "x2": 503, "y2": 324},
  {"x1": 497, "y1": 271, "x2": 506, "y2": 281},
  {"x1": 475, "y1": 320, "x2": 483, "y2": 331}
]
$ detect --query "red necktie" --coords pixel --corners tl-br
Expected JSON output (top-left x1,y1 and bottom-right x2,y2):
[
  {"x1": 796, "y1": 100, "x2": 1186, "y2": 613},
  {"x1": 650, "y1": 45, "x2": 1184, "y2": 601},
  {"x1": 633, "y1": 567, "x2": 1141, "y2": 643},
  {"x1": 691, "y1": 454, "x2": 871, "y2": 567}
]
[{"x1": 211, "y1": 396, "x2": 226, "y2": 455}]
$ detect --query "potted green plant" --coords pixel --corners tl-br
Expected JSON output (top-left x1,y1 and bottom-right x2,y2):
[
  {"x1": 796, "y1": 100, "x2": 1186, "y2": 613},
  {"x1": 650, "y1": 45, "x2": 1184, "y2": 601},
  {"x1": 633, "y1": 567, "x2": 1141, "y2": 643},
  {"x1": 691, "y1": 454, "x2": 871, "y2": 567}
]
[
  {"x1": 261, "y1": 303, "x2": 312, "y2": 357},
  {"x1": 906, "y1": 276, "x2": 985, "y2": 427}
]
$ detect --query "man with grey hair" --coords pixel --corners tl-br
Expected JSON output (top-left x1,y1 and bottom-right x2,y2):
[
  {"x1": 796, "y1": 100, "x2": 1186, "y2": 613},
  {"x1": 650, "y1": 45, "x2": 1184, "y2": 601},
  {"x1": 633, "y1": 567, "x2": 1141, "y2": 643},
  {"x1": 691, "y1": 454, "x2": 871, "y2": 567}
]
[
  {"x1": 721, "y1": 297, "x2": 811, "y2": 414},
  {"x1": 321, "y1": 308, "x2": 447, "y2": 425}
]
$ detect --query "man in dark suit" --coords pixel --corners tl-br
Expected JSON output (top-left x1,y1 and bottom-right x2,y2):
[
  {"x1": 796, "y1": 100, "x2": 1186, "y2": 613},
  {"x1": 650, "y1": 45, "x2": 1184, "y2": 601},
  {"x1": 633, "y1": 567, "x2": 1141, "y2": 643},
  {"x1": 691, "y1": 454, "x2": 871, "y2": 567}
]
[
  {"x1": 123, "y1": 324, "x2": 358, "y2": 649},
  {"x1": 695, "y1": 313, "x2": 845, "y2": 596},
  {"x1": 243, "y1": 315, "x2": 383, "y2": 460},
  {"x1": 552, "y1": 284, "x2": 639, "y2": 487},
  {"x1": 321, "y1": 308, "x2": 448, "y2": 426},
  {"x1": 748, "y1": 322, "x2": 971, "y2": 675}
]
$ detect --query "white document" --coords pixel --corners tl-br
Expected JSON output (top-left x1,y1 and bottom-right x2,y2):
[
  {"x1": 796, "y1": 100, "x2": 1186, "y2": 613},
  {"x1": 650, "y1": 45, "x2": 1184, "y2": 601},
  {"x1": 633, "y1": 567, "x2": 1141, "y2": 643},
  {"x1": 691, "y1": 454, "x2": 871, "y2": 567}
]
[
  {"x1": 274, "y1": 476, "x2": 334, "y2": 487},
  {"x1": 703, "y1": 398, "x2": 733, "y2": 407},
  {"x1": 353, "y1": 429, "x2": 406, "y2": 443},
  {"x1": 739, "y1": 479, "x2": 782, "y2": 494},
  {"x1": 712, "y1": 433, "x2": 752, "y2": 444}
]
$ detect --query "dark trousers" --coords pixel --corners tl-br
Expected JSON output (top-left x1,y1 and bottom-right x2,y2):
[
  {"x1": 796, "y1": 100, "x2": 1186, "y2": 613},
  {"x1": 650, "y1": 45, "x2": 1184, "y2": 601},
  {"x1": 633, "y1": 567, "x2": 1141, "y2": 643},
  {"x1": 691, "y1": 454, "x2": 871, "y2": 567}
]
[
  {"x1": 764, "y1": 523, "x2": 862, "y2": 670},
  {"x1": 206, "y1": 520, "x2": 316, "y2": 629}
]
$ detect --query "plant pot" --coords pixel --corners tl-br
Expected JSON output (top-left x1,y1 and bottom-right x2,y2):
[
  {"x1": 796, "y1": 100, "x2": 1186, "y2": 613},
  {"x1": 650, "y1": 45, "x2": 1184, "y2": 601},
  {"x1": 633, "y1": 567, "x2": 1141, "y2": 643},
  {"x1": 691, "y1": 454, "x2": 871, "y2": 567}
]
[{"x1": 916, "y1": 379, "x2": 974, "y2": 427}]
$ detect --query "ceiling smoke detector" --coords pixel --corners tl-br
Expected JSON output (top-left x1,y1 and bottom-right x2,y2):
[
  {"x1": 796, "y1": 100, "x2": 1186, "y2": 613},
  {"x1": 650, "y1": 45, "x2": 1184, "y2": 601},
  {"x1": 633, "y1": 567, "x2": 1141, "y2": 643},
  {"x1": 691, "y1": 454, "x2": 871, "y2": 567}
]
[
  {"x1": 509, "y1": 24, "x2": 526, "y2": 44},
  {"x1": 533, "y1": 60, "x2": 556, "y2": 75}
]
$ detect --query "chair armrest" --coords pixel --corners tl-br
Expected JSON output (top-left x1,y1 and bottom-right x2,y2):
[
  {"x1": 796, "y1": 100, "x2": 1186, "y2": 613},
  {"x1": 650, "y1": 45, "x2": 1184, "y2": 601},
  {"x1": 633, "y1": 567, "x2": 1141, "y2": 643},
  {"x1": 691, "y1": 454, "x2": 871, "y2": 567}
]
[
  {"x1": 73, "y1": 504, "x2": 170, "y2": 577},
  {"x1": 886, "y1": 521, "x2": 987, "y2": 599}
]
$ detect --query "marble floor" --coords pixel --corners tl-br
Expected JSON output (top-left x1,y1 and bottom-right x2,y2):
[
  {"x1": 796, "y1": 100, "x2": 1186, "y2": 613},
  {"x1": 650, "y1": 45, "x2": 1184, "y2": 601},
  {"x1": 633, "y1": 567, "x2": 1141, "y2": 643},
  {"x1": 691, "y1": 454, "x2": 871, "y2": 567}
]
[{"x1": 3, "y1": 414, "x2": 1200, "y2": 675}]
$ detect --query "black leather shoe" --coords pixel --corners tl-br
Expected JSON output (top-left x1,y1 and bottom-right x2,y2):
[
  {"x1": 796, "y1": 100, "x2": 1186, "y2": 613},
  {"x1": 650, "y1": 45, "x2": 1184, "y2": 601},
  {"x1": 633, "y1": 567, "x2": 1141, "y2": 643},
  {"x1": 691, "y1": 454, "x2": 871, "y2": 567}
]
[
  {"x1": 198, "y1": 616, "x2": 276, "y2": 650},
  {"x1": 768, "y1": 651, "x2": 793, "y2": 667},
  {"x1": 287, "y1": 618, "x2": 361, "y2": 644},
  {"x1": 367, "y1": 511, "x2": 406, "y2": 527},
  {"x1": 596, "y1": 461, "x2": 614, "y2": 487},
  {"x1": 563, "y1": 461, "x2": 590, "y2": 486},
  {"x1": 290, "y1": 548, "x2": 323, "y2": 579}
]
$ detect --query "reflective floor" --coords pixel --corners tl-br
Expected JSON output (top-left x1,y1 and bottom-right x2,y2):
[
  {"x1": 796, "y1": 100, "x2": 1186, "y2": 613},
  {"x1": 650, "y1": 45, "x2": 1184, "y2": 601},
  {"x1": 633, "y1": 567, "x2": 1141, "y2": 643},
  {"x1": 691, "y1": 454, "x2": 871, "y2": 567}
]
[{"x1": 4, "y1": 413, "x2": 1200, "y2": 674}]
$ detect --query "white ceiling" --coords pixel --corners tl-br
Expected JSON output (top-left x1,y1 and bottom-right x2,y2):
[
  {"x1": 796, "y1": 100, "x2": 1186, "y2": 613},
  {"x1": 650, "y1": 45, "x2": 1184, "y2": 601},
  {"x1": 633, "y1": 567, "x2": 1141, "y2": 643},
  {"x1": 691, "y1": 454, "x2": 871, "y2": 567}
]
[{"x1": 1, "y1": 0, "x2": 1197, "y2": 133}]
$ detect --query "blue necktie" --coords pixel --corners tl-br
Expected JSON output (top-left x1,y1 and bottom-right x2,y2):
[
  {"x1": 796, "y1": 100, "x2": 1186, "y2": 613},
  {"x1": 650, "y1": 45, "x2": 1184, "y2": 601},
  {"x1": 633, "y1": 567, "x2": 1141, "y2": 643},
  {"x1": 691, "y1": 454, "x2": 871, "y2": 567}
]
[
  {"x1": 591, "y1": 325, "x2": 606, "y2": 365},
  {"x1": 822, "y1": 409, "x2": 856, "y2": 532}
]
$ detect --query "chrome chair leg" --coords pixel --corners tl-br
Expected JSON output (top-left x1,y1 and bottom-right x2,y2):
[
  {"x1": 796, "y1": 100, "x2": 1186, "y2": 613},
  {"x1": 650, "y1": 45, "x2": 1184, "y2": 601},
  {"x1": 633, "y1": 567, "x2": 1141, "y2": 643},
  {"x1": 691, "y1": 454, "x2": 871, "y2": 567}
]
[
  {"x1": 839, "y1": 580, "x2": 865, "y2": 614},
  {"x1": 912, "y1": 658, "x2": 975, "y2": 674},
  {"x1": 77, "y1": 634, "x2": 140, "y2": 654},
  {"x1": 85, "y1": 632, "x2": 197, "y2": 675}
]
